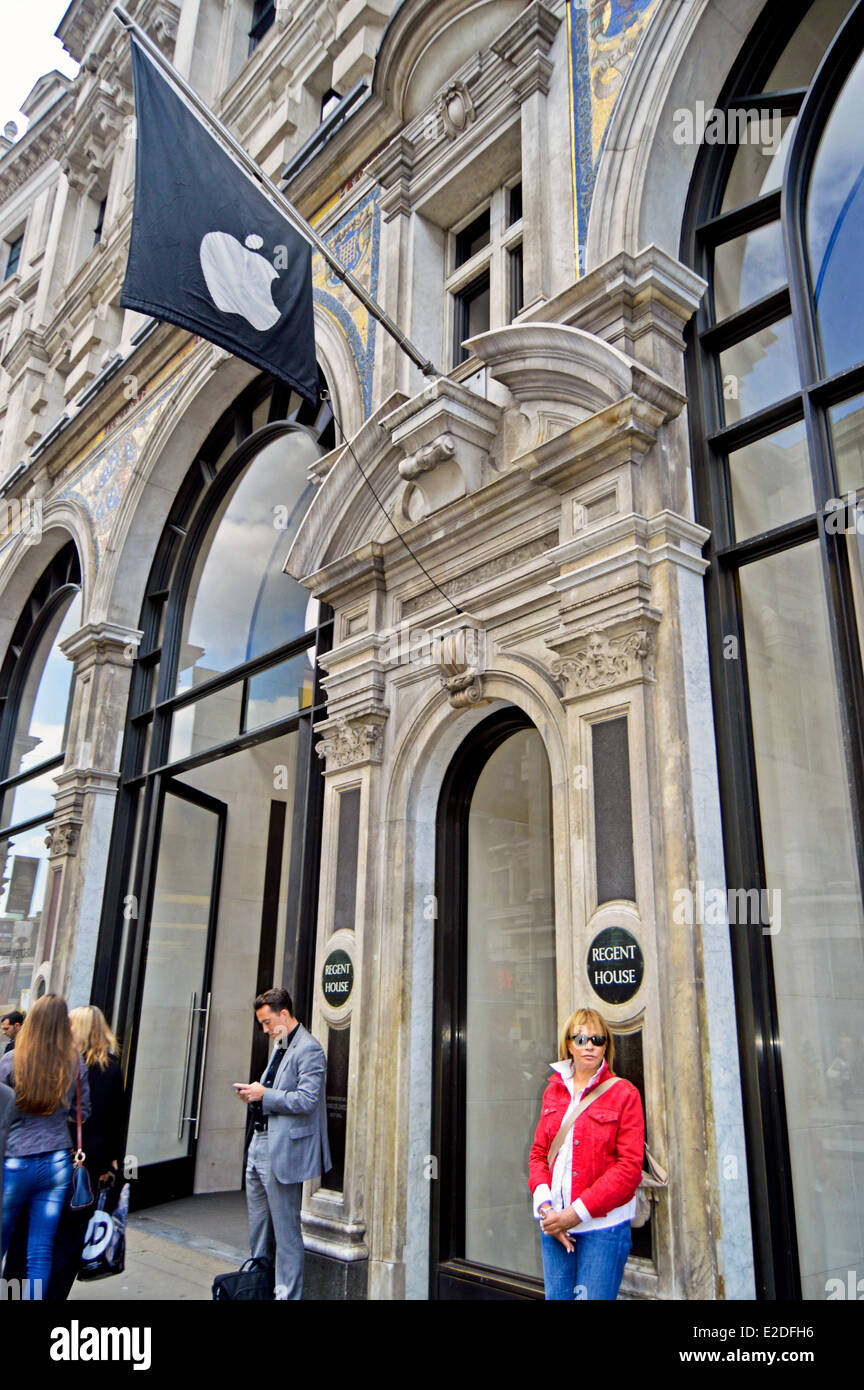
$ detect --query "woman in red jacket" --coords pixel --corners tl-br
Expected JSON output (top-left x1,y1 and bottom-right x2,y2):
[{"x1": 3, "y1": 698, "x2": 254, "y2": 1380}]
[{"x1": 529, "y1": 1007, "x2": 644, "y2": 1300}]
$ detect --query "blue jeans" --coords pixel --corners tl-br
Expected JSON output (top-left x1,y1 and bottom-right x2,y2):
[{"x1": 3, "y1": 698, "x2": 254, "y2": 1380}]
[
  {"x1": 2, "y1": 1150, "x2": 72, "y2": 1298},
  {"x1": 541, "y1": 1221, "x2": 632, "y2": 1300}
]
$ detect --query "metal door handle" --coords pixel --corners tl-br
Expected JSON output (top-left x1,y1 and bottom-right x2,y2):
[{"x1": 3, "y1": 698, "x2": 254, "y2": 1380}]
[
  {"x1": 178, "y1": 991, "x2": 197, "y2": 1139},
  {"x1": 192, "y1": 992, "x2": 212, "y2": 1139}
]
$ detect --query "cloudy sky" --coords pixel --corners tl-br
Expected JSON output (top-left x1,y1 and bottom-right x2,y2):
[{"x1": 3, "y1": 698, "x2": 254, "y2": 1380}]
[{"x1": 2, "y1": 1, "x2": 79, "y2": 136}]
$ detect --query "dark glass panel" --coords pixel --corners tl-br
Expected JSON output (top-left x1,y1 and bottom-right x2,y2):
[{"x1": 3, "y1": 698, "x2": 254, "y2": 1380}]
[{"x1": 592, "y1": 718, "x2": 636, "y2": 905}]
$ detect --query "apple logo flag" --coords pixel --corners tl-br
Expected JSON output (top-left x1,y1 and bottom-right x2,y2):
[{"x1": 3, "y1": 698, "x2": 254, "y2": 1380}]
[
  {"x1": 120, "y1": 35, "x2": 317, "y2": 403},
  {"x1": 199, "y1": 233, "x2": 281, "y2": 331}
]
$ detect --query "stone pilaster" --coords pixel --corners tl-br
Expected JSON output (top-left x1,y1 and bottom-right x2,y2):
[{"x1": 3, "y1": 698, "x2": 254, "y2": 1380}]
[
  {"x1": 44, "y1": 620, "x2": 142, "y2": 1004},
  {"x1": 492, "y1": 1, "x2": 561, "y2": 309}
]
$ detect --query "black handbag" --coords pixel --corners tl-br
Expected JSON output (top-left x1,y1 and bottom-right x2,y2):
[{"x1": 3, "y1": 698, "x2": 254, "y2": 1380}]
[
  {"x1": 69, "y1": 1071, "x2": 94, "y2": 1210},
  {"x1": 212, "y1": 1256, "x2": 275, "y2": 1301}
]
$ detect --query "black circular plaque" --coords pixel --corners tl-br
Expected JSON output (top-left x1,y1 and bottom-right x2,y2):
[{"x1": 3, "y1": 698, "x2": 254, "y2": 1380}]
[
  {"x1": 321, "y1": 948, "x2": 354, "y2": 1005},
  {"x1": 587, "y1": 927, "x2": 643, "y2": 1004}
]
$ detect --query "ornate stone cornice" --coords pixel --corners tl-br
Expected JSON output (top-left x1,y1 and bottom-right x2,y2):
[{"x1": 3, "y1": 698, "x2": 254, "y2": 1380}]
[
  {"x1": 315, "y1": 717, "x2": 385, "y2": 771},
  {"x1": 467, "y1": 322, "x2": 685, "y2": 427},
  {"x1": 491, "y1": 0, "x2": 560, "y2": 69},
  {"x1": 2, "y1": 330, "x2": 50, "y2": 386},
  {"x1": 368, "y1": 135, "x2": 416, "y2": 222},
  {"x1": 61, "y1": 85, "x2": 129, "y2": 193},
  {"x1": 0, "y1": 114, "x2": 71, "y2": 204},
  {"x1": 60, "y1": 621, "x2": 143, "y2": 669},
  {"x1": 550, "y1": 628, "x2": 655, "y2": 698}
]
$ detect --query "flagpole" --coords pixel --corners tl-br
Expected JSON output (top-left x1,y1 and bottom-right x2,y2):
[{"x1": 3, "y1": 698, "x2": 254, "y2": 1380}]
[{"x1": 112, "y1": 6, "x2": 440, "y2": 381}]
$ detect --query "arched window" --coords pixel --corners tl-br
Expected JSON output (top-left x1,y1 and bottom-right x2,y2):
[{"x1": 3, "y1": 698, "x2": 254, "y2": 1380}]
[
  {"x1": 95, "y1": 375, "x2": 334, "y2": 1206},
  {"x1": 683, "y1": 0, "x2": 864, "y2": 1299},
  {"x1": 432, "y1": 709, "x2": 556, "y2": 1298},
  {"x1": 0, "y1": 543, "x2": 81, "y2": 1005}
]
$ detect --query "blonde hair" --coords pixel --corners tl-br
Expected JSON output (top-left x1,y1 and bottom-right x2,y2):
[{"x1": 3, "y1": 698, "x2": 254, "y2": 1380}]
[
  {"x1": 69, "y1": 1005, "x2": 120, "y2": 1071},
  {"x1": 558, "y1": 1007, "x2": 615, "y2": 1073},
  {"x1": 13, "y1": 994, "x2": 78, "y2": 1114}
]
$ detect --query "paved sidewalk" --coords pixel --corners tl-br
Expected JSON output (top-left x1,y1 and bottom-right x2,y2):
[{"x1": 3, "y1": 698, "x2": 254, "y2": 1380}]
[{"x1": 69, "y1": 1191, "x2": 248, "y2": 1302}]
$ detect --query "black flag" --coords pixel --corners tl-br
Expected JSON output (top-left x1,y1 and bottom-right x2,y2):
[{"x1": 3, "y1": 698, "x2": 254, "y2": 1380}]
[{"x1": 120, "y1": 35, "x2": 318, "y2": 403}]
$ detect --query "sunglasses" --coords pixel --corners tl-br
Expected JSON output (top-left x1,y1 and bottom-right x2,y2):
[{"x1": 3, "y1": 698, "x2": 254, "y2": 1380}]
[{"x1": 570, "y1": 1033, "x2": 607, "y2": 1047}]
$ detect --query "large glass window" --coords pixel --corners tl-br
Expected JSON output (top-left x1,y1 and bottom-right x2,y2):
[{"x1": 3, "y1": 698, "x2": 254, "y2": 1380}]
[
  {"x1": 684, "y1": 0, "x2": 864, "y2": 1299},
  {"x1": 95, "y1": 376, "x2": 334, "y2": 1205},
  {"x1": 0, "y1": 545, "x2": 81, "y2": 1006}
]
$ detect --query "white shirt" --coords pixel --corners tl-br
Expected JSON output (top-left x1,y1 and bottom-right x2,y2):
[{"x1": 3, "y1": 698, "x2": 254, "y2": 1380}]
[{"x1": 533, "y1": 1059, "x2": 637, "y2": 1233}]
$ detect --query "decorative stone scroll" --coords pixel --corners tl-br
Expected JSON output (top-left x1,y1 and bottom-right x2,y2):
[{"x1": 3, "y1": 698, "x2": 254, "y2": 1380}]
[
  {"x1": 551, "y1": 629, "x2": 654, "y2": 696},
  {"x1": 434, "y1": 621, "x2": 489, "y2": 710},
  {"x1": 398, "y1": 434, "x2": 456, "y2": 481}
]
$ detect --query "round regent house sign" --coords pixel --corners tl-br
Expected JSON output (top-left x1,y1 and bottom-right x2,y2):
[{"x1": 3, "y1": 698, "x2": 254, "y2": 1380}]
[
  {"x1": 587, "y1": 927, "x2": 643, "y2": 1005},
  {"x1": 322, "y1": 949, "x2": 354, "y2": 1005}
]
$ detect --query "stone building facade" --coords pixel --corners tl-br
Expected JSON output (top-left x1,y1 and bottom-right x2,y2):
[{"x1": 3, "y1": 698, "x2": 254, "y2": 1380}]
[{"x1": 1, "y1": 0, "x2": 862, "y2": 1300}]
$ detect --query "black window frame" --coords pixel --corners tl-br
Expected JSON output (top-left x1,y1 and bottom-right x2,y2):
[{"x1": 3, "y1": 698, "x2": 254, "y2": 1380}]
[
  {"x1": 92, "y1": 374, "x2": 335, "y2": 1034},
  {"x1": 452, "y1": 270, "x2": 491, "y2": 368},
  {"x1": 681, "y1": 0, "x2": 864, "y2": 1301}
]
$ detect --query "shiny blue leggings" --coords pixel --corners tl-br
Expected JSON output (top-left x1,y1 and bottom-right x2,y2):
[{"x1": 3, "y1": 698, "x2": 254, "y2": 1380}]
[{"x1": 2, "y1": 1150, "x2": 72, "y2": 1298}]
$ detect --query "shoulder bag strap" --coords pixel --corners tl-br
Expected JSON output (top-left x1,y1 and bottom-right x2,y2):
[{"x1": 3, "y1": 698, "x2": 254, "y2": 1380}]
[
  {"x1": 642, "y1": 1144, "x2": 668, "y2": 1187},
  {"x1": 547, "y1": 1077, "x2": 619, "y2": 1170},
  {"x1": 74, "y1": 1066, "x2": 85, "y2": 1164}
]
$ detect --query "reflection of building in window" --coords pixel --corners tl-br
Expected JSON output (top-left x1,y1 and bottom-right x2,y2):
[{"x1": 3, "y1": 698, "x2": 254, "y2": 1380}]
[
  {"x1": 447, "y1": 182, "x2": 523, "y2": 367},
  {"x1": 3, "y1": 234, "x2": 22, "y2": 280},
  {"x1": 248, "y1": 0, "x2": 275, "y2": 54}
]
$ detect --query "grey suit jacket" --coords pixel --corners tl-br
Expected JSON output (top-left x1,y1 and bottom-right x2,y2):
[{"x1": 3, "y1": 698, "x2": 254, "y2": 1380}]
[{"x1": 260, "y1": 1023, "x2": 331, "y2": 1185}]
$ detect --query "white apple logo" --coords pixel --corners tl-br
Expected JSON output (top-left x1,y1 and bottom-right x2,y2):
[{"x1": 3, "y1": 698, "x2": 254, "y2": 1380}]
[{"x1": 199, "y1": 231, "x2": 280, "y2": 331}]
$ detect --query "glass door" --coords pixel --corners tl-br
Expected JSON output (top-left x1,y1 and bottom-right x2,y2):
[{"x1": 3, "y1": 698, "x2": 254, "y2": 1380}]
[
  {"x1": 432, "y1": 710, "x2": 556, "y2": 1299},
  {"x1": 124, "y1": 779, "x2": 225, "y2": 1207}
]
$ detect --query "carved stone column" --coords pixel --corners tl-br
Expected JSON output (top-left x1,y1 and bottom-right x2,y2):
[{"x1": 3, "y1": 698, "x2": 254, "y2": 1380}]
[{"x1": 44, "y1": 621, "x2": 142, "y2": 1004}]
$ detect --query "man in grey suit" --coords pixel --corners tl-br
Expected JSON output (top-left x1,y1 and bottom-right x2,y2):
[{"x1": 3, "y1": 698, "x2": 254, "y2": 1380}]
[{"x1": 235, "y1": 987, "x2": 330, "y2": 1300}]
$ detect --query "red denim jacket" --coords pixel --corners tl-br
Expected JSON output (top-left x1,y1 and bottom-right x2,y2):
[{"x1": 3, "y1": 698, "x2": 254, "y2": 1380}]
[{"x1": 528, "y1": 1061, "x2": 645, "y2": 1219}]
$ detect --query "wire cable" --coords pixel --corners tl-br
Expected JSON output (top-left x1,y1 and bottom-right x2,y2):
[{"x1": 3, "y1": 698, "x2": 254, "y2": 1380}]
[{"x1": 326, "y1": 393, "x2": 467, "y2": 621}]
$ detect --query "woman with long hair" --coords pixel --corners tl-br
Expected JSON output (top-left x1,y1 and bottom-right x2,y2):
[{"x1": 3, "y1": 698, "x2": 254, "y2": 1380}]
[
  {"x1": 42, "y1": 1005, "x2": 127, "y2": 1299},
  {"x1": 529, "y1": 1006, "x2": 644, "y2": 1300},
  {"x1": 0, "y1": 994, "x2": 89, "y2": 1298}
]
